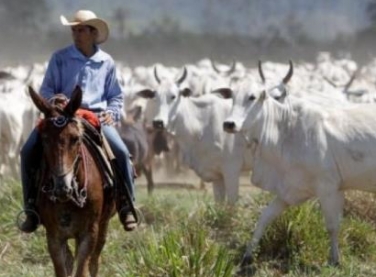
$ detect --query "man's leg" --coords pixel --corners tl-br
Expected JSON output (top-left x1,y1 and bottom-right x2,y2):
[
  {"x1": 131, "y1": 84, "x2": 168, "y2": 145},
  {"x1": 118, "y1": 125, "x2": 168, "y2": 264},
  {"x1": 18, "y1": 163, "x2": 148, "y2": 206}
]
[
  {"x1": 101, "y1": 125, "x2": 137, "y2": 231},
  {"x1": 19, "y1": 128, "x2": 40, "y2": 233}
]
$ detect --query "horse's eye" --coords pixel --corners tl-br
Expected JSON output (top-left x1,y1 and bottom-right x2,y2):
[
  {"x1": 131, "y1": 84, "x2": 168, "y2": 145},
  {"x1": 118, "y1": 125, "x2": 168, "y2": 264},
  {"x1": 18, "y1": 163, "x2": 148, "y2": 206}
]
[
  {"x1": 248, "y1": 95, "x2": 256, "y2": 101},
  {"x1": 171, "y1": 95, "x2": 176, "y2": 100}
]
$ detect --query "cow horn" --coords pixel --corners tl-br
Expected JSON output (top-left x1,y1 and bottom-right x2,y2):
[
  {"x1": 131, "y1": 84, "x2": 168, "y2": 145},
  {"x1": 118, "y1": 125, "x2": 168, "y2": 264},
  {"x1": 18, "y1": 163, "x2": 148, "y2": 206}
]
[
  {"x1": 283, "y1": 60, "x2": 293, "y2": 84},
  {"x1": 211, "y1": 59, "x2": 221, "y2": 74},
  {"x1": 322, "y1": 75, "x2": 338, "y2": 88},
  {"x1": 343, "y1": 69, "x2": 358, "y2": 92},
  {"x1": 322, "y1": 68, "x2": 358, "y2": 91},
  {"x1": 153, "y1": 65, "x2": 161, "y2": 84},
  {"x1": 226, "y1": 60, "x2": 236, "y2": 76},
  {"x1": 176, "y1": 66, "x2": 188, "y2": 85},
  {"x1": 211, "y1": 59, "x2": 237, "y2": 76},
  {"x1": 258, "y1": 60, "x2": 265, "y2": 83}
]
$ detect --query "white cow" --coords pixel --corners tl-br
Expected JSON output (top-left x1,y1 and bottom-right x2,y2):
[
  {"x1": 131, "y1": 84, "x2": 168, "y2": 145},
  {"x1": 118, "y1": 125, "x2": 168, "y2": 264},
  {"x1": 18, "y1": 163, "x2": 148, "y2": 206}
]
[
  {"x1": 0, "y1": 82, "x2": 37, "y2": 180},
  {"x1": 221, "y1": 61, "x2": 376, "y2": 268},
  {"x1": 138, "y1": 66, "x2": 253, "y2": 203}
]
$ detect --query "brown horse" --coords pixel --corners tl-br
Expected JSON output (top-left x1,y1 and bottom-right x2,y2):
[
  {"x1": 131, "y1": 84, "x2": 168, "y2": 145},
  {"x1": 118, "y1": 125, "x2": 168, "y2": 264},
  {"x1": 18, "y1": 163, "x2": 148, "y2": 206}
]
[{"x1": 28, "y1": 86, "x2": 116, "y2": 277}]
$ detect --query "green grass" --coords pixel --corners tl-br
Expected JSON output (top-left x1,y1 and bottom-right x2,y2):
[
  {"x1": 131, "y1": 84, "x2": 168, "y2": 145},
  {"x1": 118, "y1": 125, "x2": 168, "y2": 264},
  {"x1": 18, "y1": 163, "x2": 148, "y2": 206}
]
[{"x1": 1, "y1": 180, "x2": 376, "y2": 276}]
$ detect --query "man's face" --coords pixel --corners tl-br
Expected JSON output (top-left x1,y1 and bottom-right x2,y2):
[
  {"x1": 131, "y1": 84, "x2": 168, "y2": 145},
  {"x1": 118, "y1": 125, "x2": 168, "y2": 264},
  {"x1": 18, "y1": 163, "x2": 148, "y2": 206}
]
[{"x1": 71, "y1": 25, "x2": 97, "y2": 50}]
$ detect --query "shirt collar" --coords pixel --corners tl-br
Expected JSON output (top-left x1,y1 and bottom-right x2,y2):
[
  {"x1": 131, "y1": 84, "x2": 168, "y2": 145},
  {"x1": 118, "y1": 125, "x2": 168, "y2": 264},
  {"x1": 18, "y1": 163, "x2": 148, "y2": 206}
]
[{"x1": 69, "y1": 45, "x2": 106, "y2": 63}]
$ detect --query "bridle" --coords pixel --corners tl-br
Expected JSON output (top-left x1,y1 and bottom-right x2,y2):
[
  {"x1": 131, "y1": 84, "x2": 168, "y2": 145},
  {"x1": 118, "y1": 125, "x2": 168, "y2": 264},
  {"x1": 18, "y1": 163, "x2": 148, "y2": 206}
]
[{"x1": 41, "y1": 115, "x2": 89, "y2": 207}]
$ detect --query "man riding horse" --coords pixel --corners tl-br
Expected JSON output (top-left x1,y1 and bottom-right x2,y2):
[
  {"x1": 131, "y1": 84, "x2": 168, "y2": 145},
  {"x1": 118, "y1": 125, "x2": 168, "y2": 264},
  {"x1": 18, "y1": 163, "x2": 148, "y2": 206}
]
[{"x1": 19, "y1": 10, "x2": 137, "y2": 232}]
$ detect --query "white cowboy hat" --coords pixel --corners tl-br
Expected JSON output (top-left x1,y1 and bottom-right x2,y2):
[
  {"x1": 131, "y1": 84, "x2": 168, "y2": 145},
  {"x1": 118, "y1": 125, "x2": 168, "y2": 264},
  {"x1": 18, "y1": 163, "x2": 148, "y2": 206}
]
[{"x1": 60, "y1": 10, "x2": 109, "y2": 44}]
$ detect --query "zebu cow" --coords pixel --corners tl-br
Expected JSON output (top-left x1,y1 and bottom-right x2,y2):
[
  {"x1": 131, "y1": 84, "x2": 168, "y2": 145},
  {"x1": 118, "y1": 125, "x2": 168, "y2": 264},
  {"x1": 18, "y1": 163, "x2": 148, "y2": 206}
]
[
  {"x1": 142, "y1": 66, "x2": 189, "y2": 176},
  {"x1": 138, "y1": 66, "x2": 253, "y2": 203},
  {"x1": 222, "y1": 61, "x2": 376, "y2": 268},
  {"x1": 0, "y1": 81, "x2": 37, "y2": 180}
]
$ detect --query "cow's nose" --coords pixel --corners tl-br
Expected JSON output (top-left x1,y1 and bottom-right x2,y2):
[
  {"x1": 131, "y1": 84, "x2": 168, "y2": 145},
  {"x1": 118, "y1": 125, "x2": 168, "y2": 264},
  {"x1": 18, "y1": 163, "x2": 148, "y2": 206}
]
[
  {"x1": 153, "y1": 120, "x2": 164, "y2": 130},
  {"x1": 223, "y1": 121, "x2": 236, "y2": 132}
]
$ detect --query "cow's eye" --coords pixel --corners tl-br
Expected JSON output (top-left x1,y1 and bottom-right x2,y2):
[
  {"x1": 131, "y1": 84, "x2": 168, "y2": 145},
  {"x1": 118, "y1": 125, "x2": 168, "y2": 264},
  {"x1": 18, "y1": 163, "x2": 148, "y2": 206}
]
[{"x1": 248, "y1": 95, "x2": 256, "y2": 101}]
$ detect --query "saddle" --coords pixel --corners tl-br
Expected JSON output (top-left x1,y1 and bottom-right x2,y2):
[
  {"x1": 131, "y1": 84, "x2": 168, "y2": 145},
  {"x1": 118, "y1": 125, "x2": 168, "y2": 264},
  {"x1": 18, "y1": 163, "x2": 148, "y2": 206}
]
[{"x1": 78, "y1": 111, "x2": 115, "y2": 188}]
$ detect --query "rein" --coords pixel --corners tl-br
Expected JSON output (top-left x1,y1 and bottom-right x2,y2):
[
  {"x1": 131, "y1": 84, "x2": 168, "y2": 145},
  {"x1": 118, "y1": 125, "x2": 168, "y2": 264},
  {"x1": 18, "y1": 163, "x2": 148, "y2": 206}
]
[{"x1": 69, "y1": 145, "x2": 89, "y2": 208}]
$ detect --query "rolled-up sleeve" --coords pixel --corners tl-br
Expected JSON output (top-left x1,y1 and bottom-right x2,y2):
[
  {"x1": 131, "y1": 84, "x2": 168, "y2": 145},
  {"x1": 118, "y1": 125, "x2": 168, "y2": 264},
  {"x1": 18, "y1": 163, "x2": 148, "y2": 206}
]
[
  {"x1": 105, "y1": 63, "x2": 123, "y2": 122},
  {"x1": 40, "y1": 54, "x2": 60, "y2": 100}
]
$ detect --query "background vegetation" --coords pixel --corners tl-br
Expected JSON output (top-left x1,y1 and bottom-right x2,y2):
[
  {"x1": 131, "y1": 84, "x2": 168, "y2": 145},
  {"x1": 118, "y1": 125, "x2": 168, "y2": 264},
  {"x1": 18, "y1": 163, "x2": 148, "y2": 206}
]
[{"x1": 2, "y1": 178, "x2": 376, "y2": 277}]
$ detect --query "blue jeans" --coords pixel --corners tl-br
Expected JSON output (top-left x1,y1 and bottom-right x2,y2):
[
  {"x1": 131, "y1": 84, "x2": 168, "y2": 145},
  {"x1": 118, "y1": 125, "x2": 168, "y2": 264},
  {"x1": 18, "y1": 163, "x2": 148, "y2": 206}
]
[
  {"x1": 20, "y1": 125, "x2": 135, "y2": 208},
  {"x1": 101, "y1": 124, "x2": 135, "y2": 200}
]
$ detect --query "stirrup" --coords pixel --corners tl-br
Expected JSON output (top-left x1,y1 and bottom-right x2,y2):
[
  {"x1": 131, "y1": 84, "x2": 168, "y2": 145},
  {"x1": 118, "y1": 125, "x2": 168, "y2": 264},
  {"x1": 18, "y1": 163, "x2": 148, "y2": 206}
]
[
  {"x1": 16, "y1": 209, "x2": 41, "y2": 230},
  {"x1": 119, "y1": 206, "x2": 143, "y2": 226}
]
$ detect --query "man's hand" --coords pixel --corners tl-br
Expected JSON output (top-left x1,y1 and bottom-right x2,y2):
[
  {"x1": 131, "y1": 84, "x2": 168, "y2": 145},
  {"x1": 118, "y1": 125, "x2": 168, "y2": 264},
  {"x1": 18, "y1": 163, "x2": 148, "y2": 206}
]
[{"x1": 99, "y1": 111, "x2": 114, "y2": 126}]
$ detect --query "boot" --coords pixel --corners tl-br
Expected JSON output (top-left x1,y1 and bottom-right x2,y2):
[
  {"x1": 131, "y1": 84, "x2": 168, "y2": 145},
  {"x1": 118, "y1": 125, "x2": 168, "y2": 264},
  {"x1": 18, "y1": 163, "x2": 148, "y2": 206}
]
[
  {"x1": 118, "y1": 207, "x2": 137, "y2": 232},
  {"x1": 19, "y1": 204, "x2": 39, "y2": 233}
]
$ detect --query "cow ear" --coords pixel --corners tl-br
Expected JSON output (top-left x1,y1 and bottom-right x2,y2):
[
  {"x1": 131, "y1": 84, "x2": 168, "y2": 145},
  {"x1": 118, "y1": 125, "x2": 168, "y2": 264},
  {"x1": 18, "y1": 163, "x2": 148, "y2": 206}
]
[
  {"x1": 180, "y1": 88, "x2": 192, "y2": 97},
  {"x1": 64, "y1": 85, "x2": 82, "y2": 116},
  {"x1": 28, "y1": 85, "x2": 53, "y2": 115},
  {"x1": 212, "y1": 88, "x2": 232, "y2": 99},
  {"x1": 137, "y1": 89, "x2": 155, "y2": 99}
]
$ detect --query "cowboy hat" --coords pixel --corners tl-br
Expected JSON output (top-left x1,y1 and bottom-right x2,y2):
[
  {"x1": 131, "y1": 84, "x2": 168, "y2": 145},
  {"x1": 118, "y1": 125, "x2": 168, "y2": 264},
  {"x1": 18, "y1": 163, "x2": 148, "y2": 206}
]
[{"x1": 60, "y1": 10, "x2": 109, "y2": 44}]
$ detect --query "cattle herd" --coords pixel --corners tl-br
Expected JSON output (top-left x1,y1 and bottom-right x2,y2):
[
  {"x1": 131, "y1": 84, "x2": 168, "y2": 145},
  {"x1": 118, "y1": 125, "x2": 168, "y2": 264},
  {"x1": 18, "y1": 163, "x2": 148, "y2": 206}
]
[{"x1": 3, "y1": 51, "x2": 376, "y2": 265}]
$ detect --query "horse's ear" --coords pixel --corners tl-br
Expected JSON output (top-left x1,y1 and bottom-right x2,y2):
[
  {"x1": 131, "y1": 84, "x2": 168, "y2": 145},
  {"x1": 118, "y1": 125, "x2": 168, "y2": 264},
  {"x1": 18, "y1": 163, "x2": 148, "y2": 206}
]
[
  {"x1": 28, "y1": 85, "x2": 53, "y2": 115},
  {"x1": 64, "y1": 86, "x2": 82, "y2": 116}
]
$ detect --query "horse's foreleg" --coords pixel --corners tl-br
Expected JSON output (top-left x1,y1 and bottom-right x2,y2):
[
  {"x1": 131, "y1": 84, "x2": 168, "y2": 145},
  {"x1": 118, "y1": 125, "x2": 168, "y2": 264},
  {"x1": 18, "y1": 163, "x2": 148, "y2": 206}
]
[
  {"x1": 47, "y1": 235, "x2": 69, "y2": 277},
  {"x1": 74, "y1": 228, "x2": 98, "y2": 277},
  {"x1": 89, "y1": 221, "x2": 110, "y2": 277},
  {"x1": 64, "y1": 243, "x2": 74, "y2": 276}
]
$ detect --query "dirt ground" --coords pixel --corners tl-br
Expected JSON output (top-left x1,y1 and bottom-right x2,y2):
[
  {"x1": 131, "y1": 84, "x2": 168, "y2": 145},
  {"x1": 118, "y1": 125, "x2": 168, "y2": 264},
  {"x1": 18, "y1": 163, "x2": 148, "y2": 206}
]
[{"x1": 134, "y1": 165, "x2": 259, "y2": 195}]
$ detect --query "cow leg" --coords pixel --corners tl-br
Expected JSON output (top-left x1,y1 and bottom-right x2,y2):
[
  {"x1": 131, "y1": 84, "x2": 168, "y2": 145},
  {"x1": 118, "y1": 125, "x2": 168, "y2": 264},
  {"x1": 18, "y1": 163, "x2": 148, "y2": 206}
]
[
  {"x1": 241, "y1": 196, "x2": 288, "y2": 267},
  {"x1": 141, "y1": 165, "x2": 154, "y2": 195},
  {"x1": 46, "y1": 235, "x2": 69, "y2": 277},
  {"x1": 222, "y1": 162, "x2": 242, "y2": 205},
  {"x1": 212, "y1": 179, "x2": 226, "y2": 202},
  {"x1": 318, "y1": 190, "x2": 344, "y2": 266}
]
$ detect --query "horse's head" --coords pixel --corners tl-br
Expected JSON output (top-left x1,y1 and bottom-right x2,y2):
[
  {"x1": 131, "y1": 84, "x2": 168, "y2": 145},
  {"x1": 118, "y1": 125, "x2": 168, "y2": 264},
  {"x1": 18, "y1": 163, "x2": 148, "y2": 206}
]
[{"x1": 29, "y1": 86, "x2": 84, "y2": 201}]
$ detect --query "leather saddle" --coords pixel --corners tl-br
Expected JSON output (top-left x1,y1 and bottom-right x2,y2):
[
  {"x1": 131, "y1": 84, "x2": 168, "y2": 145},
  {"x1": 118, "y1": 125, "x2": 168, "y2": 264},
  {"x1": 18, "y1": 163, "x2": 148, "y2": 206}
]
[{"x1": 79, "y1": 118, "x2": 116, "y2": 188}]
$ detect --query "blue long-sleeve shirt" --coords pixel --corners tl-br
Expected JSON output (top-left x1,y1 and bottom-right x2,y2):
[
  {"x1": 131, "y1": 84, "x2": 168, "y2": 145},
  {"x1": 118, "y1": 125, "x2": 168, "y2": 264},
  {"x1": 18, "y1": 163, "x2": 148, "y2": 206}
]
[{"x1": 40, "y1": 44, "x2": 123, "y2": 122}]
